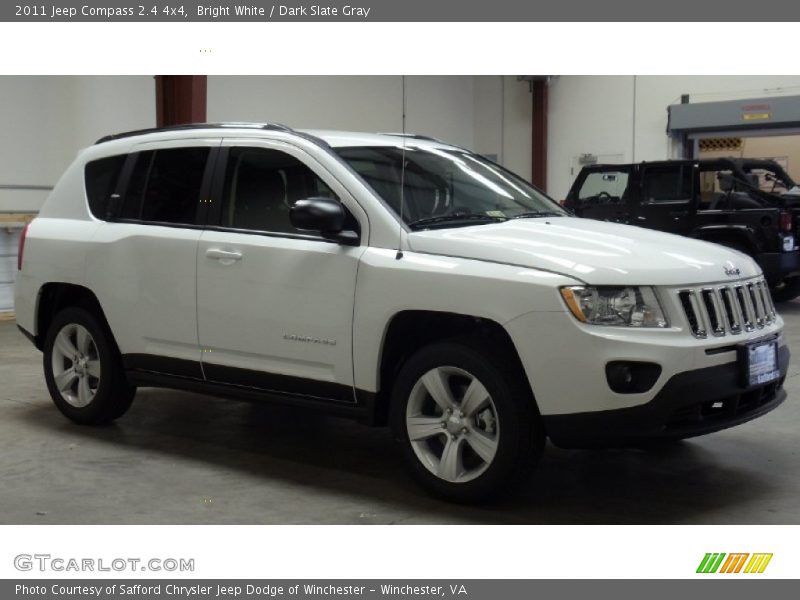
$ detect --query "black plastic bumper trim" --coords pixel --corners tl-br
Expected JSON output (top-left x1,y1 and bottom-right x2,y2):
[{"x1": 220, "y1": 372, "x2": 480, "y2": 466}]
[{"x1": 543, "y1": 344, "x2": 790, "y2": 449}]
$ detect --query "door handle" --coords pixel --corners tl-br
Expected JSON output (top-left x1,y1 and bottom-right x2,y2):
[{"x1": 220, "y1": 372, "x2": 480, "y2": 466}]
[{"x1": 206, "y1": 248, "x2": 243, "y2": 261}]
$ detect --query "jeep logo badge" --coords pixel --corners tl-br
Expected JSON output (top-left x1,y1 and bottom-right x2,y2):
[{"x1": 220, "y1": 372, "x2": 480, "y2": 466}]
[{"x1": 724, "y1": 265, "x2": 741, "y2": 277}]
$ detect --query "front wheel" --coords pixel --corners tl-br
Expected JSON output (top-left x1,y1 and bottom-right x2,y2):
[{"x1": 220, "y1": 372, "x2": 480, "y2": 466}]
[
  {"x1": 390, "y1": 341, "x2": 544, "y2": 503},
  {"x1": 43, "y1": 307, "x2": 136, "y2": 425}
]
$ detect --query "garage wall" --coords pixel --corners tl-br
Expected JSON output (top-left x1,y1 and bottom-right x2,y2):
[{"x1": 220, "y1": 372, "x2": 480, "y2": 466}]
[
  {"x1": 0, "y1": 76, "x2": 155, "y2": 214},
  {"x1": 0, "y1": 76, "x2": 154, "y2": 312},
  {"x1": 207, "y1": 76, "x2": 533, "y2": 181},
  {"x1": 548, "y1": 75, "x2": 800, "y2": 200}
]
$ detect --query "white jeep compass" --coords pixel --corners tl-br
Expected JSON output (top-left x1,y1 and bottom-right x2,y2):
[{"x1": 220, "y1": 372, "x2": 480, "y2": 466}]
[{"x1": 15, "y1": 123, "x2": 789, "y2": 502}]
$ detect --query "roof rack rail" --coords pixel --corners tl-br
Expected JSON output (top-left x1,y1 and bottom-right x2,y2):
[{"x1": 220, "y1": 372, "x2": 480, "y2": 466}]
[
  {"x1": 94, "y1": 122, "x2": 294, "y2": 145},
  {"x1": 379, "y1": 132, "x2": 442, "y2": 143}
]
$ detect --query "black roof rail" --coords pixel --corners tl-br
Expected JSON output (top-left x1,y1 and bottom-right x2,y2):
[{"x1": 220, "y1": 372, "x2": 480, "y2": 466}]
[
  {"x1": 94, "y1": 122, "x2": 294, "y2": 145},
  {"x1": 379, "y1": 132, "x2": 442, "y2": 143}
]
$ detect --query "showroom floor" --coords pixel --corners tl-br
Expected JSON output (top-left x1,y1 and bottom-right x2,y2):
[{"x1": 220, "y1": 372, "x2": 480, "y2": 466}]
[{"x1": 2, "y1": 307, "x2": 800, "y2": 525}]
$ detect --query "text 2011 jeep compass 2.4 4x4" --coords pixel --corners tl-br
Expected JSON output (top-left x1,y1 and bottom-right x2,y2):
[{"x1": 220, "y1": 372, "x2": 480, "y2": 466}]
[{"x1": 15, "y1": 124, "x2": 790, "y2": 501}]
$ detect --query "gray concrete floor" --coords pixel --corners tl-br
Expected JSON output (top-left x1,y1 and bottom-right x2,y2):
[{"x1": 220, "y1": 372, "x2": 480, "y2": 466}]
[{"x1": 2, "y1": 309, "x2": 800, "y2": 525}]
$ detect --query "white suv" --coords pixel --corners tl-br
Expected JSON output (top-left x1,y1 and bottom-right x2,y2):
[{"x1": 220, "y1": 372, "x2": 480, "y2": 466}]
[{"x1": 15, "y1": 124, "x2": 789, "y2": 502}]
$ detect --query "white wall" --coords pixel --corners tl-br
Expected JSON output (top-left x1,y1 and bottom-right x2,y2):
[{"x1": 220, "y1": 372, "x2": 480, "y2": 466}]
[
  {"x1": 0, "y1": 76, "x2": 155, "y2": 213},
  {"x1": 208, "y1": 75, "x2": 532, "y2": 180},
  {"x1": 547, "y1": 75, "x2": 800, "y2": 200}
]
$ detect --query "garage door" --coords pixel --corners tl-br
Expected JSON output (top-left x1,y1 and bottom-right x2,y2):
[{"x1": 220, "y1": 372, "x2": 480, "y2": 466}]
[{"x1": 0, "y1": 227, "x2": 21, "y2": 313}]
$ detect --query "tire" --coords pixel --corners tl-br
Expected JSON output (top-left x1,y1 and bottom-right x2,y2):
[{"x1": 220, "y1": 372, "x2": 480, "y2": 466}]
[
  {"x1": 43, "y1": 307, "x2": 136, "y2": 425},
  {"x1": 390, "y1": 340, "x2": 544, "y2": 503},
  {"x1": 769, "y1": 277, "x2": 800, "y2": 303}
]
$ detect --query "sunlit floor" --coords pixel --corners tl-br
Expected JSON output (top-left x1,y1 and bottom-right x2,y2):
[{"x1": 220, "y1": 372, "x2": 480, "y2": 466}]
[{"x1": 1, "y1": 306, "x2": 799, "y2": 525}]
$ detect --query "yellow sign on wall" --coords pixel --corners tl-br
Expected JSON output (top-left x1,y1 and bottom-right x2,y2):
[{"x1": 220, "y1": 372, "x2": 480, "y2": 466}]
[{"x1": 742, "y1": 113, "x2": 771, "y2": 121}]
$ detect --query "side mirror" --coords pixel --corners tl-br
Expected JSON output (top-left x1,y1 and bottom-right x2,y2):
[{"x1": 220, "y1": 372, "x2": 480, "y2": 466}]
[{"x1": 290, "y1": 197, "x2": 359, "y2": 246}]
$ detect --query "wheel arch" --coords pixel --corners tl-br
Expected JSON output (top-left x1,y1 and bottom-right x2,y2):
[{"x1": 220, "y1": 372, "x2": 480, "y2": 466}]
[
  {"x1": 34, "y1": 283, "x2": 116, "y2": 352},
  {"x1": 367, "y1": 310, "x2": 535, "y2": 426},
  {"x1": 691, "y1": 225, "x2": 759, "y2": 255}
]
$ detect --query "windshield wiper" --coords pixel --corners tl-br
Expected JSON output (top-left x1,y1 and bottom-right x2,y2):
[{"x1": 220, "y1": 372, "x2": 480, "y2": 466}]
[
  {"x1": 407, "y1": 213, "x2": 505, "y2": 230},
  {"x1": 510, "y1": 211, "x2": 564, "y2": 219}
]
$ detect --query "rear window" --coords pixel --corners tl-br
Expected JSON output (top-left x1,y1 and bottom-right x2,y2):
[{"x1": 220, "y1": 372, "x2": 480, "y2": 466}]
[
  {"x1": 84, "y1": 155, "x2": 127, "y2": 220},
  {"x1": 120, "y1": 147, "x2": 210, "y2": 226}
]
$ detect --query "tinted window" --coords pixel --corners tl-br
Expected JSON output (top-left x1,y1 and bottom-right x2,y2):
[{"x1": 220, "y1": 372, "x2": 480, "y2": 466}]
[
  {"x1": 84, "y1": 155, "x2": 126, "y2": 220},
  {"x1": 221, "y1": 147, "x2": 341, "y2": 235},
  {"x1": 578, "y1": 170, "x2": 630, "y2": 204},
  {"x1": 642, "y1": 166, "x2": 692, "y2": 203},
  {"x1": 120, "y1": 147, "x2": 209, "y2": 225}
]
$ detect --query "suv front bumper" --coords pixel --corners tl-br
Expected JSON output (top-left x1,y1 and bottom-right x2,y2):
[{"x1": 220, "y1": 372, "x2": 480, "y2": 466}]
[{"x1": 543, "y1": 345, "x2": 789, "y2": 448}]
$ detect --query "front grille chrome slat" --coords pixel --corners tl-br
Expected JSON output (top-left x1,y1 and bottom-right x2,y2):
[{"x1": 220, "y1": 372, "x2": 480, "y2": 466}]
[{"x1": 678, "y1": 278, "x2": 774, "y2": 338}]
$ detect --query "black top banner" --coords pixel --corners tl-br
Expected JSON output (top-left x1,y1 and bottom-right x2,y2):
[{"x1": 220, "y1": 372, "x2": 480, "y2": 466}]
[{"x1": 5, "y1": 0, "x2": 800, "y2": 21}]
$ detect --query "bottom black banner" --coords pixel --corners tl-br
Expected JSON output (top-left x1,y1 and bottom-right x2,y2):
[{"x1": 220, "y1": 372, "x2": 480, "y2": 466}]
[{"x1": 3, "y1": 580, "x2": 796, "y2": 600}]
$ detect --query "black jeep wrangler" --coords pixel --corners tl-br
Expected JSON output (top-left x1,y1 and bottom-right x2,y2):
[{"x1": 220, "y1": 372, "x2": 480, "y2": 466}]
[{"x1": 564, "y1": 158, "x2": 800, "y2": 301}]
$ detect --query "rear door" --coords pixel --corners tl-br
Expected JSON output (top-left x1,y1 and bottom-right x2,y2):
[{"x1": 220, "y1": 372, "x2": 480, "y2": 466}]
[
  {"x1": 86, "y1": 139, "x2": 218, "y2": 377},
  {"x1": 567, "y1": 166, "x2": 633, "y2": 223},
  {"x1": 634, "y1": 161, "x2": 695, "y2": 235}
]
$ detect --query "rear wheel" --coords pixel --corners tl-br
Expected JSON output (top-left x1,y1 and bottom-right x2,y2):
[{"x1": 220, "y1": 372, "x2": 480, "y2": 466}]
[
  {"x1": 43, "y1": 307, "x2": 135, "y2": 424},
  {"x1": 390, "y1": 341, "x2": 544, "y2": 503}
]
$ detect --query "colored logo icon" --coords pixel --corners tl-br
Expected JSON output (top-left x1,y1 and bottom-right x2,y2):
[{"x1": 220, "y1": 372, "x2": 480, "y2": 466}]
[{"x1": 697, "y1": 553, "x2": 773, "y2": 574}]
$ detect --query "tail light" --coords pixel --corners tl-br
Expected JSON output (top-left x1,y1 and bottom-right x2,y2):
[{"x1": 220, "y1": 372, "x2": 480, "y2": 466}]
[
  {"x1": 780, "y1": 210, "x2": 793, "y2": 233},
  {"x1": 17, "y1": 222, "x2": 30, "y2": 271}
]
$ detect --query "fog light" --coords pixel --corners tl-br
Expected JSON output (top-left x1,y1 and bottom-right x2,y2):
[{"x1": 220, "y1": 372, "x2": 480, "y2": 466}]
[{"x1": 606, "y1": 361, "x2": 662, "y2": 394}]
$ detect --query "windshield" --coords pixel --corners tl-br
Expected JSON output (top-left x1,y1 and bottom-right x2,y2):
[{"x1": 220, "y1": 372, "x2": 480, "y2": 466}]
[{"x1": 335, "y1": 145, "x2": 566, "y2": 229}]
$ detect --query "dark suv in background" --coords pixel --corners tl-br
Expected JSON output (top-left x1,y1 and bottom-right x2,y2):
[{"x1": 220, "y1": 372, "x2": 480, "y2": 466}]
[{"x1": 565, "y1": 158, "x2": 800, "y2": 301}]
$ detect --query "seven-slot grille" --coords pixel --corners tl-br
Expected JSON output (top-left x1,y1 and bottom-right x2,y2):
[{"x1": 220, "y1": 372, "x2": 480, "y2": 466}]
[{"x1": 678, "y1": 279, "x2": 776, "y2": 338}]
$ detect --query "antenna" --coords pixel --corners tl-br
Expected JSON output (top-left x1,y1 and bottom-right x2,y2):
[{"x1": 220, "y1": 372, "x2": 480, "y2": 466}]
[{"x1": 396, "y1": 75, "x2": 407, "y2": 260}]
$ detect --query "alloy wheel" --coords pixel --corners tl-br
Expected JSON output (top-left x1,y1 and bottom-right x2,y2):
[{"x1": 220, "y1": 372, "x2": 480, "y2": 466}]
[
  {"x1": 405, "y1": 366, "x2": 500, "y2": 483},
  {"x1": 50, "y1": 323, "x2": 101, "y2": 408}
]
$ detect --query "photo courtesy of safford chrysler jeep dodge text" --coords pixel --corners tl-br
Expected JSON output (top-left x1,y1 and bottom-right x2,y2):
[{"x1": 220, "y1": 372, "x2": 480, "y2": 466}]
[{"x1": 15, "y1": 123, "x2": 790, "y2": 502}]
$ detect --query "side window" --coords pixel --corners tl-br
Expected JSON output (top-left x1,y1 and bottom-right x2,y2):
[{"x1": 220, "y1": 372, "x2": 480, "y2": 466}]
[
  {"x1": 84, "y1": 155, "x2": 127, "y2": 220},
  {"x1": 641, "y1": 166, "x2": 692, "y2": 203},
  {"x1": 577, "y1": 170, "x2": 630, "y2": 204},
  {"x1": 120, "y1": 147, "x2": 210, "y2": 225},
  {"x1": 221, "y1": 147, "x2": 347, "y2": 235}
]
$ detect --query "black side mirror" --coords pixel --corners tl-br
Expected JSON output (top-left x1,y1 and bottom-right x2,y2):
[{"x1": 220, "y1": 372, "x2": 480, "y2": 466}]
[{"x1": 290, "y1": 197, "x2": 359, "y2": 246}]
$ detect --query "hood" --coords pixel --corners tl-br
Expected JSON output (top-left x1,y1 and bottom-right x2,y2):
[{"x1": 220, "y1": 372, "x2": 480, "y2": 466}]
[{"x1": 407, "y1": 217, "x2": 761, "y2": 286}]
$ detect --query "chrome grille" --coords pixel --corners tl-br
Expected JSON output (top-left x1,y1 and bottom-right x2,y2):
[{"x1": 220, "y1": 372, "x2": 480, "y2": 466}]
[{"x1": 678, "y1": 278, "x2": 776, "y2": 338}]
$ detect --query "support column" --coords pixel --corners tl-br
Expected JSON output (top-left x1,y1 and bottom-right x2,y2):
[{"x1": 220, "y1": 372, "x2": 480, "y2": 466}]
[
  {"x1": 531, "y1": 79, "x2": 548, "y2": 191},
  {"x1": 155, "y1": 75, "x2": 207, "y2": 127}
]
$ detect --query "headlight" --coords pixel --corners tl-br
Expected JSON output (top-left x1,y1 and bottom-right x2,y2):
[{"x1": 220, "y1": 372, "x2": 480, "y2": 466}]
[{"x1": 560, "y1": 286, "x2": 668, "y2": 328}]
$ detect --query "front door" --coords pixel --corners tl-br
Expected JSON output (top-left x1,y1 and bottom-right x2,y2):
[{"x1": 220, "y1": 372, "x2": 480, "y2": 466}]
[{"x1": 195, "y1": 139, "x2": 367, "y2": 403}]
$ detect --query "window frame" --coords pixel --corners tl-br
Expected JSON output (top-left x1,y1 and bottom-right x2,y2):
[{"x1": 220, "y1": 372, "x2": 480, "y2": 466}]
[
  {"x1": 108, "y1": 143, "x2": 219, "y2": 230},
  {"x1": 575, "y1": 167, "x2": 633, "y2": 205},
  {"x1": 639, "y1": 163, "x2": 695, "y2": 205},
  {"x1": 205, "y1": 143, "x2": 362, "y2": 244}
]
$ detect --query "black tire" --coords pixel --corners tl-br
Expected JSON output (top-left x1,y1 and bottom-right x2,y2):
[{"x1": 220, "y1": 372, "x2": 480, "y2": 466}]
[
  {"x1": 769, "y1": 277, "x2": 800, "y2": 303},
  {"x1": 43, "y1": 307, "x2": 136, "y2": 425},
  {"x1": 390, "y1": 340, "x2": 544, "y2": 503}
]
